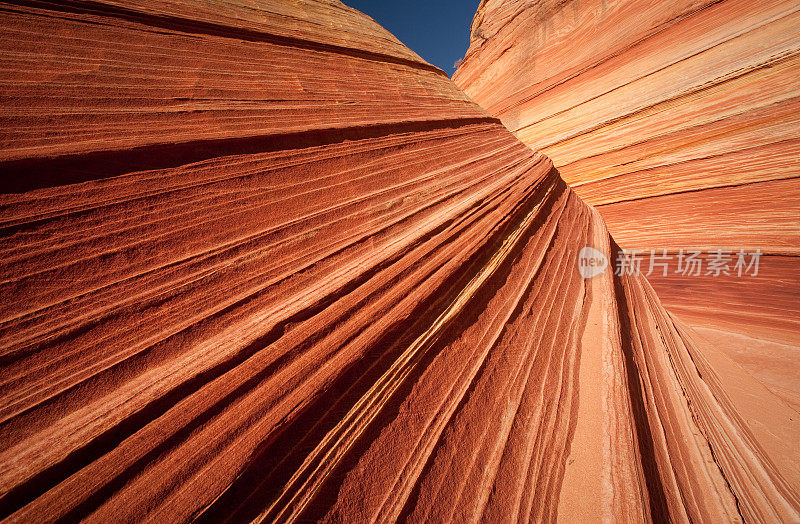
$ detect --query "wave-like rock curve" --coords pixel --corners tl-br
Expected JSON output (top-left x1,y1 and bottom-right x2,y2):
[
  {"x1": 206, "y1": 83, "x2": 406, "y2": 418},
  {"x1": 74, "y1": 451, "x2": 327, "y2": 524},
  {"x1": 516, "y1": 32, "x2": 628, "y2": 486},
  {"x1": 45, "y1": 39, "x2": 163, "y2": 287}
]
[
  {"x1": 0, "y1": 0, "x2": 797, "y2": 521},
  {"x1": 454, "y1": 0, "x2": 800, "y2": 433}
]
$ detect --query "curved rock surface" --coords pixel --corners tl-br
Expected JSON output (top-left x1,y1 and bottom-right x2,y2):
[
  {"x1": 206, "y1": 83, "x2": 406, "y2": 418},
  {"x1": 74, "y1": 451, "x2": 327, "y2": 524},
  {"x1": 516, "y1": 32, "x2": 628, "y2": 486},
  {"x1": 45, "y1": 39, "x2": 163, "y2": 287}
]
[
  {"x1": 0, "y1": 0, "x2": 797, "y2": 522},
  {"x1": 454, "y1": 0, "x2": 800, "y2": 413}
]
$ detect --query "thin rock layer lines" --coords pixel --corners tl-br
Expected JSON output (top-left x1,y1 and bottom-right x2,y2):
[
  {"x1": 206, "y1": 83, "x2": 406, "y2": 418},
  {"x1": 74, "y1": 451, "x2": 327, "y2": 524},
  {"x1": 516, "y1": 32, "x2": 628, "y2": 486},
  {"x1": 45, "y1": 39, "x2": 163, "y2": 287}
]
[
  {"x1": 0, "y1": 0, "x2": 798, "y2": 522},
  {"x1": 453, "y1": 0, "x2": 800, "y2": 411}
]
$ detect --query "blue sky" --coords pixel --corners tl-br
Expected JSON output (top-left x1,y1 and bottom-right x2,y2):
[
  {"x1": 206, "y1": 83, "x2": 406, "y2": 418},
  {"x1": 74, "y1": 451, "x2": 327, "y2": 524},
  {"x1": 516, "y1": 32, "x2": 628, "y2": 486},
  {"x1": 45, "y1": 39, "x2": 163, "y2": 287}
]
[{"x1": 341, "y1": 0, "x2": 480, "y2": 74}]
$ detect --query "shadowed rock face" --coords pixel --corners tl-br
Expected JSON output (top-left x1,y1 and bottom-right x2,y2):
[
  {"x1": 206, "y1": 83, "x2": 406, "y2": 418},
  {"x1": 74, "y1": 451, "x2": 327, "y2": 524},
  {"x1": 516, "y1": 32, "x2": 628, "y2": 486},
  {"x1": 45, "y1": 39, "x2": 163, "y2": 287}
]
[
  {"x1": 454, "y1": 0, "x2": 800, "y2": 413},
  {"x1": 0, "y1": 1, "x2": 797, "y2": 522}
]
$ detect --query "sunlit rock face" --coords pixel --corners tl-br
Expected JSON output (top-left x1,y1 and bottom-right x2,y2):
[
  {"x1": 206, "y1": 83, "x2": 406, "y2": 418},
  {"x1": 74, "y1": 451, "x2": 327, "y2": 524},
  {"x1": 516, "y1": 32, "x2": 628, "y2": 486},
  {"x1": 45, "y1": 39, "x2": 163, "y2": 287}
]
[
  {"x1": 454, "y1": 0, "x2": 800, "y2": 411},
  {"x1": 0, "y1": 1, "x2": 797, "y2": 522}
]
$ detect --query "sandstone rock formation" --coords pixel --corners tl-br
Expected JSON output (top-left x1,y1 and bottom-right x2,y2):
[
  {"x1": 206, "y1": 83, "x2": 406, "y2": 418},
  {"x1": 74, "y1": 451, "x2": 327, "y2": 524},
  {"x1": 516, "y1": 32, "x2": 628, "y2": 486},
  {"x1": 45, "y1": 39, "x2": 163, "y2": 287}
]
[
  {"x1": 454, "y1": 0, "x2": 800, "y2": 411},
  {"x1": 0, "y1": 0, "x2": 797, "y2": 522}
]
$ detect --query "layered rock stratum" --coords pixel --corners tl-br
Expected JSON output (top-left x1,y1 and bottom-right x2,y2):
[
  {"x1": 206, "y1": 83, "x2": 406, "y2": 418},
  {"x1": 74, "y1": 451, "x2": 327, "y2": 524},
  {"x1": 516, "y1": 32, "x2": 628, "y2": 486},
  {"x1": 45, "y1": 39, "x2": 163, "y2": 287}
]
[
  {"x1": 454, "y1": 0, "x2": 800, "y2": 413},
  {"x1": 0, "y1": 0, "x2": 797, "y2": 522}
]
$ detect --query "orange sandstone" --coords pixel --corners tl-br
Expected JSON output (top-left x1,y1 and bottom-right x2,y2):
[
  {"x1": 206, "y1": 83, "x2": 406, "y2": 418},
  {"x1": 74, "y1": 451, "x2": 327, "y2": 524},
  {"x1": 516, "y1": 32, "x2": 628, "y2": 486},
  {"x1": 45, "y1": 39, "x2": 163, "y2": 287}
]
[{"x1": 0, "y1": 0, "x2": 796, "y2": 522}]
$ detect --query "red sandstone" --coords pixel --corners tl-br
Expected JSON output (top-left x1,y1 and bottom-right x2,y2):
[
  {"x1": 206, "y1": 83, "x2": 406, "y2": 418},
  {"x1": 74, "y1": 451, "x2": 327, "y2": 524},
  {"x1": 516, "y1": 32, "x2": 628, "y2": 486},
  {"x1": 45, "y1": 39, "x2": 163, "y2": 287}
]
[{"x1": 0, "y1": 0, "x2": 796, "y2": 522}]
